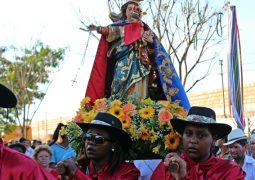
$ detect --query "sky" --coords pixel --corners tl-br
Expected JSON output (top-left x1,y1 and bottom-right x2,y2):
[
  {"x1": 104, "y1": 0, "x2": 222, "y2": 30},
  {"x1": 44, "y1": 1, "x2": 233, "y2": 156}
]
[{"x1": 0, "y1": 0, "x2": 254, "y2": 121}]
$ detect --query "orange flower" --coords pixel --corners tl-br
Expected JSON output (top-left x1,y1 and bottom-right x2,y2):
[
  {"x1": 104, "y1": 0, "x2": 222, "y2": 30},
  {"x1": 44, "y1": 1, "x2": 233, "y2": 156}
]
[
  {"x1": 158, "y1": 109, "x2": 173, "y2": 122},
  {"x1": 119, "y1": 114, "x2": 132, "y2": 129},
  {"x1": 176, "y1": 107, "x2": 188, "y2": 117},
  {"x1": 122, "y1": 102, "x2": 136, "y2": 116},
  {"x1": 94, "y1": 102, "x2": 107, "y2": 112},
  {"x1": 74, "y1": 112, "x2": 83, "y2": 123},
  {"x1": 165, "y1": 133, "x2": 180, "y2": 151}
]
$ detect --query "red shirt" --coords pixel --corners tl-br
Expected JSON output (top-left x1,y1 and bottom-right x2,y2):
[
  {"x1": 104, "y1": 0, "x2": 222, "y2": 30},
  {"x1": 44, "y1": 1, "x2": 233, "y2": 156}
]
[
  {"x1": 73, "y1": 161, "x2": 140, "y2": 180},
  {"x1": 0, "y1": 139, "x2": 56, "y2": 180},
  {"x1": 151, "y1": 152, "x2": 245, "y2": 180}
]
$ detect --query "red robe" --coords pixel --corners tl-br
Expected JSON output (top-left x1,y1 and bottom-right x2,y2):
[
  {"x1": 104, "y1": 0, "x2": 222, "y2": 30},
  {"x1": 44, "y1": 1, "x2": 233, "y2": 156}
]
[
  {"x1": 0, "y1": 139, "x2": 56, "y2": 180},
  {"x1": 73, "y1": 161, "x2": 140, "y2": 180},
  {"x1": 85, "y1": 22, "x2": 142, "y2": 103},
  {"x1": 151, "y1": 152, "x2": 245, "y2": 180}
]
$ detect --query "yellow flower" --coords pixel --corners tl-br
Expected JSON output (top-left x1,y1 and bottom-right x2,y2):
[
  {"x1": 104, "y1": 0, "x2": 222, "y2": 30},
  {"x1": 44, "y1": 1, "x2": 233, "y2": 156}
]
[
  {"x1": 110, "y1": 100, "x2": 122, "y2": 108},
  {"x1": 165, "y1": 133, "x2": 180, "y2": 151},
  {"x1": 109, "y1": 106, "x2": 124, "y2": 118},
  {"x1": 159, "y1": 120, "x2": 173, "y2": 128},
  {"x1": 149, "y1": 129, "x2": 158, "y2": 143},
  {"x1": 140, "y1": 126, "x2": 150, "y2": 141},
  {"x1": 60, "y1": 126, "x2": 67, "y2": 136},
  {"x1": 80, "y1": 97, "x2": 91, "y2": 107},
  {"x1": 141, "y1": 98, "x2": 154, "y2": 105},
  {"x1": 139, "y1": 106, "x2": 155, "y2": 119},
  {"x1": 82, "y1": 111, "x2": 96, "y2": 123},
  {"x1": 166, "y1": 121, "x2": 173, "y2": 130},
  {"x1": 94, "y1": 98, "x2": 106, "y2": 106},
  {"x1": 128, "y1": 124, "x2": 139, "y2": 140},
  {"x1": 72, "y1": 96, "x2": 187, "y2": 160},
  {"x1": 119, "y1": 114, "x2": 132, "y2": 129},
  {"x1": 152, "y1": 146, "x2": 160, "y2": 154},
  {"x1": 158, "y1": 100, "x2": 171, "y2": 108}
]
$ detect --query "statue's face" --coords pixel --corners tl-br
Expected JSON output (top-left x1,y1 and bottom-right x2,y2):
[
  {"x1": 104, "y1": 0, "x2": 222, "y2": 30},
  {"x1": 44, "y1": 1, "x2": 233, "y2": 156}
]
[{"x1": 125, "y1": 3, "x2": 140, "y2": 22}]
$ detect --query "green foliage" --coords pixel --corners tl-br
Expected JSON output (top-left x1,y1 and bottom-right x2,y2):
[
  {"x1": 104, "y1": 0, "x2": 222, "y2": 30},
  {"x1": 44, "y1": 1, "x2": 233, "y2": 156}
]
[
  {"x1": 66, "y1": 121, "x2": 85, "y2": 158},
  {"x1": 0, "y1": 41, "x2": 66, "y2": 137},
  {"x1": 4, "y1": 123, "x2": 16, "y2": 134},
  {"x1": 0, "y1": 108, "x2": 16, "y2": 136}
]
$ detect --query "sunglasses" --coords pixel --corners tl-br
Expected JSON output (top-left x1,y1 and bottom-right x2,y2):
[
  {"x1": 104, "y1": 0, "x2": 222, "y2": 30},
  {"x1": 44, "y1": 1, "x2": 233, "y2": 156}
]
[{"x1": 83, "y1": 133, "x2": 112, "y2": 144}]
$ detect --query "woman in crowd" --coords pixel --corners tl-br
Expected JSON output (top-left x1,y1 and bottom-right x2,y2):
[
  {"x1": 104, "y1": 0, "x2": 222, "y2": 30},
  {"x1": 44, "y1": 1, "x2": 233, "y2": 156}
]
[
  {"x1": 33, "y1": 144, "x2": 58, "y2": 177},
  {"x1": 55, "y1": 112, "x2": 140, "y2": 179},
  {"x1": 85, "y1": 0, "x2": 190, "y2": 110},
  {"x1": 151, "y1": 106, "x2": 245, "y2": 179},
  {"x1": 49, "y1": 123, "x2": 76, "y2": 168}
]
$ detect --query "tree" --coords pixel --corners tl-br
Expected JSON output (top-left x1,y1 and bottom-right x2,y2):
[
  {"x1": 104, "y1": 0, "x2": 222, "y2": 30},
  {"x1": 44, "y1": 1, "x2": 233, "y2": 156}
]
[
  {"x1": 81, "y1": 0, "x2": 229, "y2": 92},
  {"x1": 0, "y1": 42, "x2": 66, "y2": 137}
]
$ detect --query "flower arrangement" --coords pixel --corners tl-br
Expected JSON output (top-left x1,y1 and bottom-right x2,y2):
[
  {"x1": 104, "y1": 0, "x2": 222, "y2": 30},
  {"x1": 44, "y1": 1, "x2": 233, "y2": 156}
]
[{"x1": 67, "y1": 96, "x2": 188, "y2": 160}]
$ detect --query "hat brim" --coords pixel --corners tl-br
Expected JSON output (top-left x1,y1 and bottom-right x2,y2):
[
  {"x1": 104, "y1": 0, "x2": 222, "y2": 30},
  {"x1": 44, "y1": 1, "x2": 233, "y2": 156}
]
[
  {"x1": 171, "y1": 118, "x2": 232, "y2": 140},
  {"x1": 223, "y1": 136, "x2": 248, "y2": 146},
  {"x1": 0, "y1": 84, "x2": 17, "y2": 108},
  {"x1": 76, "y1": 123, "x2": 132, "y2": 152}
]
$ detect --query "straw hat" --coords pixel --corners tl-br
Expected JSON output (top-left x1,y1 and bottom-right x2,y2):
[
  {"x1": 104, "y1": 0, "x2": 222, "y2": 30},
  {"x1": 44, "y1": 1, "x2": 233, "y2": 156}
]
[{"x1": 223, "y1": 128, "x2": 247, "y2": 146}]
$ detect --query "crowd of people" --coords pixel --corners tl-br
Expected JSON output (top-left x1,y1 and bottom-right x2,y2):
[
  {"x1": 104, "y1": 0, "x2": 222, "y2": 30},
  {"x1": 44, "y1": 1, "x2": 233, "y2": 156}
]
[{"x1": 1, "y1": 0, "x2": 255, "y2": 179}]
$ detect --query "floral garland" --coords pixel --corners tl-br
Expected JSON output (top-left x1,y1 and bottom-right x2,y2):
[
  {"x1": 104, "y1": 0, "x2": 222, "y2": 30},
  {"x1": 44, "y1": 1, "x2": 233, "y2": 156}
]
[{"x1": 67, "y1": 96, "x2": 187, "y2": 160}]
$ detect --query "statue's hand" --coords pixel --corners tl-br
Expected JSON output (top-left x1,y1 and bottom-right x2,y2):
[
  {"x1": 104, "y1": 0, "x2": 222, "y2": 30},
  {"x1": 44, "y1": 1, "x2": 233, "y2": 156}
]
[
  {"x1": 87, "y1": 24, "x2": 97, "y2": 31},
  {"x1": 142, "y1": 30, "x2": 154, "y2": 43}
]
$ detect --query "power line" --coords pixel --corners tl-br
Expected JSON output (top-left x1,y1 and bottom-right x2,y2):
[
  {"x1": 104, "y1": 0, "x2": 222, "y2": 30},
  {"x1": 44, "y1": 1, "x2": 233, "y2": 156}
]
[{"x1": 71, "y1": 32, "x2": 91, "y2": 86}]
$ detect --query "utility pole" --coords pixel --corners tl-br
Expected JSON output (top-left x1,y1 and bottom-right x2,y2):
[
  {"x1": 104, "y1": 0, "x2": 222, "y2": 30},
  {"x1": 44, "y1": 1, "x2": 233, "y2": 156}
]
[
  {"x1": 248, "y1": 118, "x2": 251, "y2": 136},
  {"x1": 219, "y1": 60, "x2": 227, "y2": 118},
  {"x1": 45, "y1": 112, "x2": 48, "y2": 143},
  {"x1": 37, "y1": 119, "x2": 40, "y2": 139}
]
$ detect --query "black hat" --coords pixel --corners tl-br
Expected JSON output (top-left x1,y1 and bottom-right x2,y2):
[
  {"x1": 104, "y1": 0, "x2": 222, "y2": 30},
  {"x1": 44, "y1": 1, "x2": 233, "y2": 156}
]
[
  {"x1": 76, "y1": 112, "x2": 132, "y2": 152},
  {"x1": 9, "y1": 143, "x2": 26, "y2": 153},
  {"x1": 171, "y1": 106, "x2": 232, "y2": 140},
  {"x1": 19, "y1": 137, "x2": 27, "y2": 143},
  {"x1": 0, "y1": 83, "x2": 17, "y2": 108}
]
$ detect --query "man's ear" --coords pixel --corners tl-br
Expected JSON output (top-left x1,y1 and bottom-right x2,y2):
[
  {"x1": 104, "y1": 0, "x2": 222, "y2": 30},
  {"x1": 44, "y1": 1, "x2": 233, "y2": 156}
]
[{"x1": 244, "y1": 143, "x2": 249, "y2": 152}]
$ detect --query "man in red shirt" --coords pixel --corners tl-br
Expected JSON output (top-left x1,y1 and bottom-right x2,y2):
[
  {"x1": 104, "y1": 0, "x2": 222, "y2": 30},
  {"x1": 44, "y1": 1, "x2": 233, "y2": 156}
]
[
  {"x1": 0, "y1": 83, "x2": 55, "y2": 179},
  {"x1": 151, "y1": 106, "x2": 245, "y2": 180}
]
